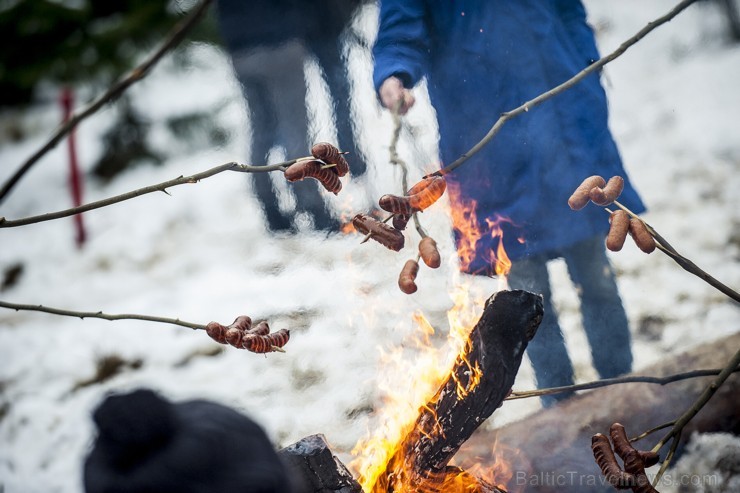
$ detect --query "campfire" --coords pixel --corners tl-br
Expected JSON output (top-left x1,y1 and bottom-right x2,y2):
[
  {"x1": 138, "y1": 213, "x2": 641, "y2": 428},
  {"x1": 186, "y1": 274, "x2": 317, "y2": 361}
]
[{"x1": 281, "y1": 190, "x2": 543, "y2": 492}]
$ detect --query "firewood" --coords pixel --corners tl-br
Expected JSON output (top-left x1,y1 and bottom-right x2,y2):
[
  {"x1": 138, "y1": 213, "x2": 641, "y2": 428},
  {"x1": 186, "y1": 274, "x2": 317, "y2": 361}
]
[{"x1": 372, "y1": 289, "x2": 543, "y2": 491}]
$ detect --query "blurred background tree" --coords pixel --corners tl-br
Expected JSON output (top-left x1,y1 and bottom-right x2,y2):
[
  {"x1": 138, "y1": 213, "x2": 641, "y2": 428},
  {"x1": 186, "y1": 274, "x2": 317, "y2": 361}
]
[{"x1": 0, "y1": 0, "x2": 223, "y2": 179}]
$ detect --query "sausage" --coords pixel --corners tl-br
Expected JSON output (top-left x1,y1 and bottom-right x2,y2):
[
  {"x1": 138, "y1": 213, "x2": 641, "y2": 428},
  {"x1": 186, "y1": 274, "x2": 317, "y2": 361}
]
[
  {"x1": 606, "y1": 210, "x2": 630, "y2": 252},
  {"x1": 311, "y1": 142, "x2": 349, "y2": 177},
  {"x1": 628, "y1": 218, "x2": 656, "y2": 254},
  {"x1": 398, "y1": 259, "x2": 419, "y2": 294},
  {"x1": 609, "y1": 423, "x2": 659, "y2": 493},
  {"x1": 407, "y1": 176, "x2": 446, "y2": 211},
  {"x1": 639, "y1": 451, "x2": 660, "y2": 468},
  {"x1": 393, "y1": 213, "x2": 411, "y2": 231},
  {"x1": 568, "y1": 175, "x2": 606, "y2": 210},
  {"x1": 284, "y1": 159, "x2": 342, "y2": 194},
  {"x1": 206, "y1": 316, "x2": 252, "y2": 345},
  {"x1": 229, "y1": 315, "x2": 252, "y2": 332},
  {"x1": 248, "y1": 320, "x2": 270, "y2": 336},
  {"x1": 352, "y1": 213, "x2": 405, "y2": 251},
  {"x1": 590, "y1": 176, "x2": 625, "y2": 206},
  {"x1": 225, "y1": 327, "x2": 244, "y2": 348},
  {"x1": 418, "y1": 237, "x2": 441, "y2": 269},
  {"x1": 378, "y1": 194, "x2": 413, "y2": 216},
  {"x1": 205, "y1": 321, "x2": 227, "y2": 344},
  {"x1": 591, "y1": 434, "x2": 636, "y2": 489},
  {"x1": 379, "y1": 176, "x2": 447, "y2": 214},
  {"x1": 242, "y1": 329, "x2": 291, "y2": 353}
]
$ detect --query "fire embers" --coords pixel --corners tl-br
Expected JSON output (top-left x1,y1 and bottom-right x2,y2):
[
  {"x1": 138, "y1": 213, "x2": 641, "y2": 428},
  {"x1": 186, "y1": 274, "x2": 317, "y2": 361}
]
[
  {"x1": 352, "y1": 213, "x2": 405, "y2": 251},
  {"x1": 591, "y1": 423, "x2": 660, "y2": 493},
  {"x1": 283, "y1": 142, "x2": 349, "y2": 194},
  {"x1": 398, "y1": 237, "x2": 442, "y2": 294},
  {"x1": 569, "y1": 175, "x2": 656, "y2": 254},
  {"x1": 205, "y1": 315, "x2": 290, "y2": 354},
  {"x1": 379, "y1": 176, "x2": 447, "y2": 216}
]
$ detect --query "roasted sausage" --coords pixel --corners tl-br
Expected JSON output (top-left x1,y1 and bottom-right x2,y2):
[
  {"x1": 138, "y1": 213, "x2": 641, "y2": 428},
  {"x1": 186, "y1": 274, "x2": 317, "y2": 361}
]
[
  {"x1": 205, "y1": 321, "x2": 227, "y2": 344},
  {"x1": 242, "y1": 329, "x2": 291, "y2": 353},
  {"x1": 628, "y1": 218, "x2": 656, "y2": 254},
  {"x1": 378, "y1": 194, "x2": 413, "y2": 216},
  {"x1": 591, "y1": 434, "x2": 636, "y2": 489},
  {"x1": 311, "y1": 142, "x2": 349, "y2": 177},
  {"x1": 568, "y1": 175, "x2": 606, "y2": 210},
  {"x1": 590, "y1": 176, "x2": 625, "y2": 206},
  {"x1": 393, "y1": 213, "x2": 411, "y2": 231},
  {"x1": 407, "y1": 176, "x2": 446, "y2": 211},
  {"x1": 418, "y1": 237, "x2": 441, "y2": 269},
  {"x1": 284, "y1": 159, "x2": 342, "y2": 194},
  {"x1": 606, "y1": 210, "x2": 630, "y2": 252},
  {"x1": 398, "y1": 259, "x2": 419, "y2": 294},
  {"x1": 352, "y1": 213, "x2": 405, "y2": 251}
]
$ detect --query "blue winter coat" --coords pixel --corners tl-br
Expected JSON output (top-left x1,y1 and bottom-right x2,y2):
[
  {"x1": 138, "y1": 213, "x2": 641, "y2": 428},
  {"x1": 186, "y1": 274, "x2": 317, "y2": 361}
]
[{"x1": 373, "y1": 0, "x2": 646, "y2": 273}]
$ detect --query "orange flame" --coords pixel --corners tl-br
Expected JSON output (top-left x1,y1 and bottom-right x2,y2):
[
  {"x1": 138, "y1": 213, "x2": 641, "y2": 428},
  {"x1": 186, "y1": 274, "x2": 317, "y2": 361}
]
[
  {"x1": 350, "y1": 180, "x2": 520, "y2": 492},
  {"x1": 446, "y1": 182, "x2": 482, "y2": 273}
]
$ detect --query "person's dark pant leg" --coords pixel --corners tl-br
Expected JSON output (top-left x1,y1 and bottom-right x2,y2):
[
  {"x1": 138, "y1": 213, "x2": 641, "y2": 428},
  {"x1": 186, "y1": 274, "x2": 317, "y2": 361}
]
[
  {"x1": 508, "y1": 254, "x2": 575, "y2": 407},
  {"x1": 563, "y1": 236, "x2": 633, "y2": 379},
  {"x1": 241, "y1": 79, "x2": 293, "y2": 232},
  {"x1": 311, "y1": 36, "x2": 367, "y2": 177}
]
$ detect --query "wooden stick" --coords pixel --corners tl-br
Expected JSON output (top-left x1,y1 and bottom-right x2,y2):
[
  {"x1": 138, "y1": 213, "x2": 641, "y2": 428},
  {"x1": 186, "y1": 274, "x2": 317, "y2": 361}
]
[{"x1": 0, "y1": 160, "x2": 292, "y2": 229}]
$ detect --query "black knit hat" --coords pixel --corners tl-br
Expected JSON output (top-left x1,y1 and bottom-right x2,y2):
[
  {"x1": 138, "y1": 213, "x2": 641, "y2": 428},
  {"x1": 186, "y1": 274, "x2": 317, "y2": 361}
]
[{"x1": 84, "y1": 389, "x2": 292, "y2": 493}]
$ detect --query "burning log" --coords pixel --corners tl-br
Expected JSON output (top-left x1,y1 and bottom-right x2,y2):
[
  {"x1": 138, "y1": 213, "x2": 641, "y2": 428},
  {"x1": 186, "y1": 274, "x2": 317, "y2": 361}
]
[
  {"x1": 279, "y1": 434, "x2": 362, "y2": 493},
  {"x1": 372, "y1": 289, "x2": 543, "y2": 492}
]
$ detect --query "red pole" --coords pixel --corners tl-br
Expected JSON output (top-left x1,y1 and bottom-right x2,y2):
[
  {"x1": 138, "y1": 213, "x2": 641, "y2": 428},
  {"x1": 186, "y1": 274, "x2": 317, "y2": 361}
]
[{"x1": 60, "y1": 87, "x2": 87, "y2": 248}]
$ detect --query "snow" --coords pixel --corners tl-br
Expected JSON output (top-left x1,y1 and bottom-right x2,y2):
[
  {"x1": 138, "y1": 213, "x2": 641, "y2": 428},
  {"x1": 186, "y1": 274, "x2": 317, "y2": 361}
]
[{"x1": 1, "y1": 1, "x2": 739, "y2": 492}]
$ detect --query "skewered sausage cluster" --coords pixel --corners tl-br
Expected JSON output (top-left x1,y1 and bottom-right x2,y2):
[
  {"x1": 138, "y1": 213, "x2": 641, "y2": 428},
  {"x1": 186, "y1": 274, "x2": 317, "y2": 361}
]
[
  {"x1": 591, "y1": 423, "x2": 660, "y2": 493},
  {"x1": 283, "y1": 142, "x2": 349, "y2": 194},
  {"x1": 569, "y1": 175, "x2": 656, "y2": 254},
  {"x1": 205, "y1": 315, "x2": 290, "y2": 353}
]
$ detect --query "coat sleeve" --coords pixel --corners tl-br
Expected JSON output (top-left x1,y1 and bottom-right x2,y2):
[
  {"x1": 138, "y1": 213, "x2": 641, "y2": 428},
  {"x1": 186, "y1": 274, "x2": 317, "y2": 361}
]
[{"x1": 372, "y1": 0, "x2": 430, "y2": 93}]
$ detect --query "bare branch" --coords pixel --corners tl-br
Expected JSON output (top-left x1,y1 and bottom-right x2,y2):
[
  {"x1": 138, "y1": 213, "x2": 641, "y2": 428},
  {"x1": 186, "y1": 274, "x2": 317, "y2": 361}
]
[
  {"x1": 0, "y1": 299, "x2": 204, "y2": 330},
  {"x1": 506, "y1": 366, "x2": 740, "y2": 400},
  {"x1": 432, "y1": 0, "x2": 701, "y2": 177},
  {"x1": 0, "y1": 0, "x2": 215, "y2": 206},
  {"x1": 0, "y1": 160, "x2": 292, "y2": 229},
  {"x1": 650, "y1": 347, "x2": 740, "y2": 485}
]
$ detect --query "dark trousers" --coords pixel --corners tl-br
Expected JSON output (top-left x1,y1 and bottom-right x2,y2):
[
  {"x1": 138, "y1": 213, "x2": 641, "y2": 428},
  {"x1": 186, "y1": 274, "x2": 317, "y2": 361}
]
[{"x1": 507, "y1": 236, "x2": 633, "y2": 407}]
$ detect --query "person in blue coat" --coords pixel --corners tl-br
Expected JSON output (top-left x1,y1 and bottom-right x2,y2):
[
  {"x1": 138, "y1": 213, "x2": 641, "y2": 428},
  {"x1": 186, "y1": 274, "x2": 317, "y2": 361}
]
[{"x1": 373, "y1": 0, "x2": 646, "y2": 406}]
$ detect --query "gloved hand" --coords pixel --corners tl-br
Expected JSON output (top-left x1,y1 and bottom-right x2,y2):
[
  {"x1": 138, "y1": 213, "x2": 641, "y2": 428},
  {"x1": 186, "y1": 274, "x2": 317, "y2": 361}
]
[{"x1": 379, "y1": 75, "x2": 415, "y2": 115}]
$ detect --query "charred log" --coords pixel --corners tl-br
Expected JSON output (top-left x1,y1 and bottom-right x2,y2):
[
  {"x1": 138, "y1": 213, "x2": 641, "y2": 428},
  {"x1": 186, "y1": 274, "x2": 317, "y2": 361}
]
[
  {"x1": 374, "y1": 289, "x2": 543, "y2": 491},
  {"x1": 279, "y1": 434, "x2": 362, "y2": 493}
]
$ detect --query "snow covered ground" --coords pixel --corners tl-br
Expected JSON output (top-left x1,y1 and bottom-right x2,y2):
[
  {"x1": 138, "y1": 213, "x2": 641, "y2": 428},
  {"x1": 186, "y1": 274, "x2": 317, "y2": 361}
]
[{"x1": 1, "y1": 1, "x2": 738, "y2": 492}]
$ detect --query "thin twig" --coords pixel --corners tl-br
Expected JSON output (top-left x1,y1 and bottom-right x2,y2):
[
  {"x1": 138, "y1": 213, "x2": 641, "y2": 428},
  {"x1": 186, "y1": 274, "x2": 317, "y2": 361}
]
[
  {"x1": 387, "y1": 104, "x2": 428, "y2": 239},
  {"x1": 629, "y1": 421, "x2": 676, "y2": 443},
  {"x1": 430, "y1": 0, "x2": 700, "y2": 177},
  {"x1": 506, "y1": 366, "x2": 740, "y2": 400},
  {"x1": 0, "y1": 160, "x2": 293, "y2": 228},
  {"x1": 0, "y1": 0, "x2": 215, "y2": 206},
  {"x1": 650, "y1": 347, "x2": 740, "y2": 485},
  {"x1": 0, "y1": 299, "x2": 204, "y2": 330},
  {"x1": 607, "y1": 201, "x2": 740, "y2": 303}
]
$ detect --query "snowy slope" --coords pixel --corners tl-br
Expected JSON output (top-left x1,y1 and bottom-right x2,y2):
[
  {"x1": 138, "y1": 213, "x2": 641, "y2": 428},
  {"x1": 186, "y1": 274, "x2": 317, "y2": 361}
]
[{"x1": 0, "y1": 1, "x2": 738, "y2": 492}]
